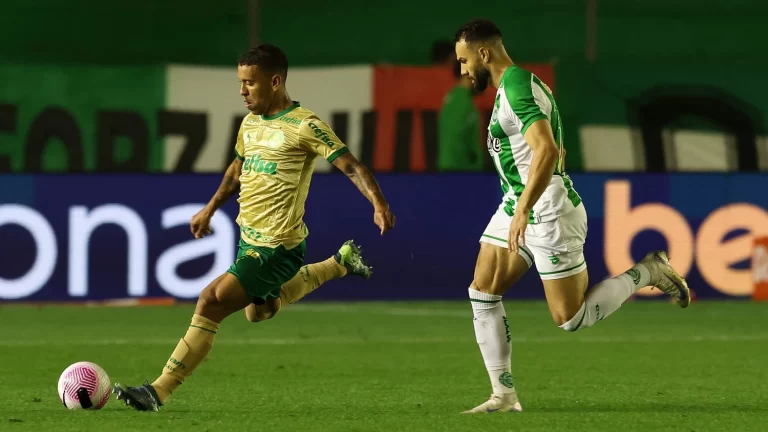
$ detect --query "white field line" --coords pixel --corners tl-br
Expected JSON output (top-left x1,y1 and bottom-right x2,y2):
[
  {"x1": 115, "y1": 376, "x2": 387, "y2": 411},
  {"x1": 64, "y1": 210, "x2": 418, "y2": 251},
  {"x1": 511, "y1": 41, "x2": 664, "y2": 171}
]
[{"x1": 2, "y1": 334, "x2": 767, "y2": 347}]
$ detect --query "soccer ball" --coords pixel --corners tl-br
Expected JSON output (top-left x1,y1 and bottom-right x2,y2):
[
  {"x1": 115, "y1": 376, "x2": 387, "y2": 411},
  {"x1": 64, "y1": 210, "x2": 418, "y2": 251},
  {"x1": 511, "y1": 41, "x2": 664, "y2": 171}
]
[{"x1": 57, "y1": 362, "x2": 112, "y2": 410}]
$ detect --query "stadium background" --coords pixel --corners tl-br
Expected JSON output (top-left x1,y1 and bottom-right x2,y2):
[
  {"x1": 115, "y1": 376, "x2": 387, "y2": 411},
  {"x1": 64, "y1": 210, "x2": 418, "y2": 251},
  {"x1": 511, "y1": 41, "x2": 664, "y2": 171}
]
[
  {"x1": 3, "y1": 3, "x2": 768, "y2": 432},
  {"x1": 2, "y1": 0, "x2": 768, "y2": 302}
]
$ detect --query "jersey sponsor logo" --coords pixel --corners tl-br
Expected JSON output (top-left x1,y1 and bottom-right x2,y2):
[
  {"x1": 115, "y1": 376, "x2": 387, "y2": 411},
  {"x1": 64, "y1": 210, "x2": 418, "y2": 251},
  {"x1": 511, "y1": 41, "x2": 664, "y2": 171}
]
[
  {"x1": 487, "y1": 136, "x2": 501, "y2": 153},
  {"x1": 242, "y1": 154, "x2": 278, "y2": 175},
  {"x1": 309, "y1": 122, "x2": 336, "y2": 148},
  {"x1": 280, "y1": 116, "x2": 302, "y2": 126},
  {"x1": 240, "y1": 225, "x2": 274, "y2": 243},
  {"x1": 548, "y1": 255, "x2": 560, "y2": 264}
]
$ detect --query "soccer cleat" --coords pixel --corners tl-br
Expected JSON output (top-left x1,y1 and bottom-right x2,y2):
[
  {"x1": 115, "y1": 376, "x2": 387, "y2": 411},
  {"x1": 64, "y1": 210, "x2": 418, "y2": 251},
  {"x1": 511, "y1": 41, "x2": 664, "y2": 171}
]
[
  {"x1": 112, "y1": 381, "x2": 162, "y2": 412},
  {"x1": 462, "y1": 393, "x2": 523, "y2": 414},
  {"x1": 640, "y1": 251, "x2": 691, "y2": 308},
  {"x1": 334, "y1": 240, "x2": 372, "y2": 279}
]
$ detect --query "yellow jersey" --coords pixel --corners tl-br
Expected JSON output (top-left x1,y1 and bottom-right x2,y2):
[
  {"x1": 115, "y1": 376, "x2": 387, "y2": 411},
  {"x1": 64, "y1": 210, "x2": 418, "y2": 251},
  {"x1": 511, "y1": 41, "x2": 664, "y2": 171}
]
[{"x1": 234, "y1": 102, "x2": 349, "y2": 249}]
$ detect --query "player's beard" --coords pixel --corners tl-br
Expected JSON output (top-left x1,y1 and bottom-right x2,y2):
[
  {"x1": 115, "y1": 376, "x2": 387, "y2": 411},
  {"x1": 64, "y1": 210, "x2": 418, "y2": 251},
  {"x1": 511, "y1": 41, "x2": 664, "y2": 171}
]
[{"x1": 473, "y1": 66, "x2": 491, "y2": 92}]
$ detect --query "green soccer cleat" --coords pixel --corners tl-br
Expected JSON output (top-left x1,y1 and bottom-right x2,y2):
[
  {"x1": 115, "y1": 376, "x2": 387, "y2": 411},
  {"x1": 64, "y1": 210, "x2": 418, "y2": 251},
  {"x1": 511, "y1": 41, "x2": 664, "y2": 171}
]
[
  {"x1": 640, "y1": 250, "x2": 691, "y2": 308},
  {"x1": 112, "y1": 381, "x2": 162, "y2": 412},
  {"x1": 334, "y1": 240, "x2": 372, "y2": 279}
]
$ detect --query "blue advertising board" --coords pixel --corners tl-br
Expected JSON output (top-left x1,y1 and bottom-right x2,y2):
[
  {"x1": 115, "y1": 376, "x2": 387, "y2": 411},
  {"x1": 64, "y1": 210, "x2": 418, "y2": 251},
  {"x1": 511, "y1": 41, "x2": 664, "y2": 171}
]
[{"x1": 1, "y1": 173, "x2": 766, "y2": 301}]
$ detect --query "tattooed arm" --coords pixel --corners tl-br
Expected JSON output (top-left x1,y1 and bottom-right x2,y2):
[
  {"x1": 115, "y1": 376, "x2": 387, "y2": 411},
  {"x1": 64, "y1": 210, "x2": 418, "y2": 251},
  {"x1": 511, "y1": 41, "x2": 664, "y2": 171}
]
[
  {"x1": 190, "y1": 157, "x2": 243, "y2": 238},
  {"x1": 332, "y1": 152, "x2": 396, "y2": 235}
]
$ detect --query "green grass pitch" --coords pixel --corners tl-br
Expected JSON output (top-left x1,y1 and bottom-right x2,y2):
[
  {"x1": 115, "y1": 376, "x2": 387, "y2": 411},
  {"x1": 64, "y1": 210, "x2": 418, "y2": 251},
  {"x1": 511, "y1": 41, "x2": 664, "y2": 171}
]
[{"x1": 1, "y1": 300, "x2": 767, "y2": 431}]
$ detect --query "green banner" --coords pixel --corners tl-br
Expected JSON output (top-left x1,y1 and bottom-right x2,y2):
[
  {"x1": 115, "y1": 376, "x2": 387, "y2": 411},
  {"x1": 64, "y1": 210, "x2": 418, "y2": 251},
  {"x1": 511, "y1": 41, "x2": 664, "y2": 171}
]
[
  {"x1": 556, "y1": 62, "x2": 768, "y2": 171},
  {"x1": 0, "y1": 65, "x2": 166, "y2": 172}
]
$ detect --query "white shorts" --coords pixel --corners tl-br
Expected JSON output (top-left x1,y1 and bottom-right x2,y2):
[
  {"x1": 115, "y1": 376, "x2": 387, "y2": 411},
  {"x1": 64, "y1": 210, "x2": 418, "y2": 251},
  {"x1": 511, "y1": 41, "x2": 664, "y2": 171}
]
[{"x1": 479, "y1": 203, "x2": 588, "y2": 280}]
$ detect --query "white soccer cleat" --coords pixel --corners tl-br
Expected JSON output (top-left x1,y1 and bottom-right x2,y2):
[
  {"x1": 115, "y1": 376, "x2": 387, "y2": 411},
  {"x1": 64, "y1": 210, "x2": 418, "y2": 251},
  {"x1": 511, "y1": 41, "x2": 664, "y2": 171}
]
[
  {"x1": 462, "y1": 393, "x2": 523, "y2": 414},
  {"x1": 640, "y1": 251, "x2": 691, "y2": 308}
]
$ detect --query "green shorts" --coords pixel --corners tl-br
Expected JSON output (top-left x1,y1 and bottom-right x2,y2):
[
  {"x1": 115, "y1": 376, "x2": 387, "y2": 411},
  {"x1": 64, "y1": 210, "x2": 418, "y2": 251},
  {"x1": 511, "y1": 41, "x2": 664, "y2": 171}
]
[{"x1": 226, "y1": 239, "x2": 306, "y2": 304}]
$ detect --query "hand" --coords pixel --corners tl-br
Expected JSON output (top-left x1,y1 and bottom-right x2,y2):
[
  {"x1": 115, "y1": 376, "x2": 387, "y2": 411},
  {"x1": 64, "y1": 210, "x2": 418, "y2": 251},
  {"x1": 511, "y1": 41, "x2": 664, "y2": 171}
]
[
  {"x1": 190, "y1": 208, "x2": 214, "y2": 239},
  {"x1": 374, "y1": 208, "x2": 396, "y2": 235},
  {"x1": 507, "y1": 211, "x2": 529, "y2": 254}
]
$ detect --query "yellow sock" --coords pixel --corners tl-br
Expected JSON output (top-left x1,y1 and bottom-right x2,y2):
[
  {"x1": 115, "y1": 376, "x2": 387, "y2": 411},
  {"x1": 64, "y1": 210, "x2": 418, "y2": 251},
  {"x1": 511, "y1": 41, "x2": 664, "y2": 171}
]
[
  {"x1": 280, "y1": 258, "x2": 346, "y2": 304},
  {"x1": 151, "y1": 314, "x2": 219, "y2": 403}
]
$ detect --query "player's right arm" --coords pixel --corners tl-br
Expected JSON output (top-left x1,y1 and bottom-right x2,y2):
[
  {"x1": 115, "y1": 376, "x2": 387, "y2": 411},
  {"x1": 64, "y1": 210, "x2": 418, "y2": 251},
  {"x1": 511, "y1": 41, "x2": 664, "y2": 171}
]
[{"x1": 190, "y1": 127, "x2": 246, "y2": 238}]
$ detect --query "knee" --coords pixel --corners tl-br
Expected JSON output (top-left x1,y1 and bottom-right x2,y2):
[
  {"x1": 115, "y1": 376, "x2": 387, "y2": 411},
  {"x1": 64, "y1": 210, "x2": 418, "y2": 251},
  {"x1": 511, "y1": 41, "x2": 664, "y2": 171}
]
[
  {"x1": 197, "y1": 285, "x2": 221, "y2": 314},
  {"x1": 247, "y1": 308, "x2": 278, "y2": 323},
  {"x1": 246, "y1": 298, "x2": 281, "y2": 323},
  {"x1": 552, "y1": 313, "x2": 571, "y2": 328},
  {"x1": 552, "y1": 306, "x2": 583, "y2": 329},
  {"x1": 470, "y1": 279, "x2": 503, "y2": 297},
  {"x1": 259, "y1": 309, "x2": 278, "y2": 321}
]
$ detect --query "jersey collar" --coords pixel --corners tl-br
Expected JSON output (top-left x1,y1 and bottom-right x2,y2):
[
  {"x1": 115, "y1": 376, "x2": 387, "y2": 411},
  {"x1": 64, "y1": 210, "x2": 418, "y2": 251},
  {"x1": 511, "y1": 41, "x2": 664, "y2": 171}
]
[{"x1": 261, "y1": 101, "x2": 301, "y2": 121}]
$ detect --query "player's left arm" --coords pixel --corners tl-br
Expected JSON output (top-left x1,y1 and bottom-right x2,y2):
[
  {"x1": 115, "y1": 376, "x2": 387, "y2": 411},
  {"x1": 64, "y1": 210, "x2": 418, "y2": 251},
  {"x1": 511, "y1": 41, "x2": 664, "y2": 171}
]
[
  {"x1": 516, "y1": 119, "x2": 559, "y2": 215},
  {"x1": 503, "y1": 77, "x2": 560, "y2": 251},
  {"x1": 332, "y1": 152, "x2": 395, "y2": 235},
  {"x1": 300, "y1": 118, "x2": 395, "y2": 234},
  {"x1": 506, "y1": 118, "x2": 559, "y2": 252}
]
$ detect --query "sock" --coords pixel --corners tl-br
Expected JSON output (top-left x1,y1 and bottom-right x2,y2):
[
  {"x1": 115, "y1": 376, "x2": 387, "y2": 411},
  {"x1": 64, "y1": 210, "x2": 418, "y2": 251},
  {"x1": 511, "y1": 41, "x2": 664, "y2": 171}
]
[
  {"x1": 280, "y1": 258, "x2": 346, "y2": 304},
  {"x1": 560, "y1": 263, "x2": 652, "y2": 332},
  {"x1": 152, "y1": 314, "x2": 219, "y2": 403},
  {"x1": 469, "y1": 288, "x2": 516, "y2": 396}
]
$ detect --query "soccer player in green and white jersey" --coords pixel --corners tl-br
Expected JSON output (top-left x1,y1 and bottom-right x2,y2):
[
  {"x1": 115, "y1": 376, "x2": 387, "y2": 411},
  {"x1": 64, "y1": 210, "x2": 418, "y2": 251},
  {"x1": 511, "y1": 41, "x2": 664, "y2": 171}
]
[{"x1": 453, "y1": 19, "x2": 691, "y2": 414}]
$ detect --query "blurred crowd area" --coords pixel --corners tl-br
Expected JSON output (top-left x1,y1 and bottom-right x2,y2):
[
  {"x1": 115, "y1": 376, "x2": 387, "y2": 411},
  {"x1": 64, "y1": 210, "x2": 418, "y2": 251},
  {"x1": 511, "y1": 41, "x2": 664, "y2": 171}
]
[{"x1": 1, "y1": 0, "x2": 766, "y2": 174}]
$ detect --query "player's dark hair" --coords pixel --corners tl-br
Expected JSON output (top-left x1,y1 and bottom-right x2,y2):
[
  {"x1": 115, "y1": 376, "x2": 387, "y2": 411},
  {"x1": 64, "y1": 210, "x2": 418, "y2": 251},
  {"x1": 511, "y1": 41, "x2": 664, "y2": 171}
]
[
  {"x1": 238, "y1": 44, "x2": 289, "y2": 80},
  {"x1": 455, "y1": 19, "x2": 503, "y2": 43}
]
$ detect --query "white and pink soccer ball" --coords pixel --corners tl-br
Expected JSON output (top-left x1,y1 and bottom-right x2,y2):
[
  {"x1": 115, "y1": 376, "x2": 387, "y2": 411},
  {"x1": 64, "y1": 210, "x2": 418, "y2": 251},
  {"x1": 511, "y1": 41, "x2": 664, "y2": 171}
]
[{"x1": 57, "y1": 362, "x2": 111, "y2": 410}]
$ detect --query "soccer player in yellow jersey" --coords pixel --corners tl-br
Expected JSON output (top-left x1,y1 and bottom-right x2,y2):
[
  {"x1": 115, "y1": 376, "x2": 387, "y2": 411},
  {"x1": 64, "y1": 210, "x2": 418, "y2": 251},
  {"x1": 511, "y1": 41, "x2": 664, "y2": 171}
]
[{"x1": 113, "y1": 44, "x2": 396, "y2": 411}]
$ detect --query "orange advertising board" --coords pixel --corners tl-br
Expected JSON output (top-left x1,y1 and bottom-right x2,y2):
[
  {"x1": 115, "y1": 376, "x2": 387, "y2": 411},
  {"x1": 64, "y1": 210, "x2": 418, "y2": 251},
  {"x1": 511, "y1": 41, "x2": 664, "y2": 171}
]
[{"x1": 753, "y1": 237, "x2": 768, "y2": 300}]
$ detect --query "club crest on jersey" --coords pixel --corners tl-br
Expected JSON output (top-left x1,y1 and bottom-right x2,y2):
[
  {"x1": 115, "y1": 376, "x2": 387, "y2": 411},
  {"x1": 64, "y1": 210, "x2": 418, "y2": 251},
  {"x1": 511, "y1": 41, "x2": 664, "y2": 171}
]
[
  {"x1": 491, "y1": 94, "x2": 500, "y2": 124},
  {"x1": 262, "y1": 129, "x2": 285, "y2": 149},
  {"x1": 487, "y1": 136, "x2": 502, "y2": 153}
]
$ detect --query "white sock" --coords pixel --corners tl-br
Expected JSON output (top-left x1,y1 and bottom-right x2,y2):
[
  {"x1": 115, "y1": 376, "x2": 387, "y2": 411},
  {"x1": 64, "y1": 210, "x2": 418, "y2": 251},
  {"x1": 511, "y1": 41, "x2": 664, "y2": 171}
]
[
  {"x1": 560, "y1": 263, "x2": 652, "y2": 332},
  {"x1": 469, "y1": 288, "x2": 515, "y2": 395}
]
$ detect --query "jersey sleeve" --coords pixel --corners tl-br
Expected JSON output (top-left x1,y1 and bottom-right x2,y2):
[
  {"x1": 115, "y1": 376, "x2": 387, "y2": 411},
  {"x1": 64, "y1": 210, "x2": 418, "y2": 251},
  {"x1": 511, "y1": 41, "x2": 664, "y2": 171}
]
[
  {"x1": 234, "y1": 122, "x2": 245, "y2": 160},
  {"x1": 299, "y1": 117, "x2": 349, "y2": 162},
  {"x1": 503, "y1": 81, "x2": 549, "y2": 135}
]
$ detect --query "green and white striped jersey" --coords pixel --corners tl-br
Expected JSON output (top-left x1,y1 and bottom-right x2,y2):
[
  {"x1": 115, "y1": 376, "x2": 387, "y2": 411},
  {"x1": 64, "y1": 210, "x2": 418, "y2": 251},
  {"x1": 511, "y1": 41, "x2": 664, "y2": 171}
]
[{"x1": 487, "y1": 65, "x2": 582, "y2": 223}]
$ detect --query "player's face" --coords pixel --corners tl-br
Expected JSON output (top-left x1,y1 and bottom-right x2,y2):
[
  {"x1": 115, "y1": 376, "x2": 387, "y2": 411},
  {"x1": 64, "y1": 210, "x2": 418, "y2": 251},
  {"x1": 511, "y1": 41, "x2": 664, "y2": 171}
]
[
  {"x1": 238, "y1": 65, "x2": 279, "y2": 115},
  {"x1": 455, "y1": 40, "x2": 491, "y2": 92}
]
